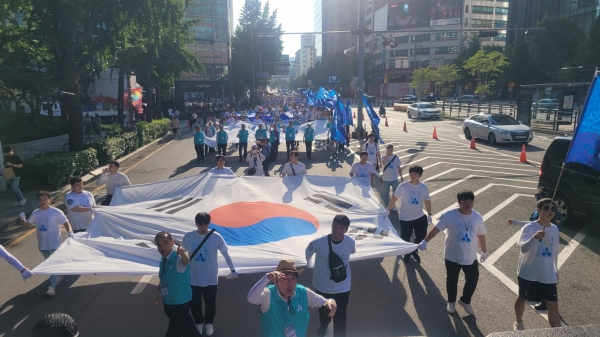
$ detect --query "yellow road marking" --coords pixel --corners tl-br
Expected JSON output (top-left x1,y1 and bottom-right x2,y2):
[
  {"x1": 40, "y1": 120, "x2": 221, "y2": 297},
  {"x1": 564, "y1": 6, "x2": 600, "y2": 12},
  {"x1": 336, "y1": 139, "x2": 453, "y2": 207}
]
[{"x1": 5, "y1": 139, "x2": 174, "y2": 248}]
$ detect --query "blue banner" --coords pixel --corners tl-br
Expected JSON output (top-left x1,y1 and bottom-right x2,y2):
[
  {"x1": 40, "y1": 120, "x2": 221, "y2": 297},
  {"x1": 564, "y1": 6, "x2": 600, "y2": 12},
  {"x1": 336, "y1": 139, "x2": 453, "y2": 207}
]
[
  {"x1": 345, "y1": 99, "x2": 353, "y2": 125},
  {"x1": 332, "y1": 94, "x2": 348, "y2": 145},
  {"x1": 360, "y1": 91, "x2": 384, "y2": 144},
  {"x1": 565, "y1": 74, "x2": 600, "y2": 171}
]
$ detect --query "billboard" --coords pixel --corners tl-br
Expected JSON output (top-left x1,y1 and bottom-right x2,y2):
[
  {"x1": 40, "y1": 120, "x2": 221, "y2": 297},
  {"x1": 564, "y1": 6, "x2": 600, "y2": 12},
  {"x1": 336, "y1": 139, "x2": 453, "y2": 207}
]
[
  {"x1": 387, "y1": 1, "x2": 462, "y2": 30},
  {"x1": 301, "y1": 34, "x2": 315, "y2": 47},
  {"x1": 381, "y1": 83, "x2": 411, "y2": 98}
]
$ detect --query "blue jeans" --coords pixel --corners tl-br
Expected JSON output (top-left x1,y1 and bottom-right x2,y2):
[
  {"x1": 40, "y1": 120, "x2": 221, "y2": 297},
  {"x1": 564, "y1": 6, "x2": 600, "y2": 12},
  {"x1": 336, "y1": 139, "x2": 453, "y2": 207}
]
[
  {"x1": 40, "y1": 249, "x2": 60, "y2": 287},
  {"x1": 382, "y1": 179, "x2": 399, "y2": 208},
  {"x1": 7, "y1": 177, "x2": 25, "y2": 202}
]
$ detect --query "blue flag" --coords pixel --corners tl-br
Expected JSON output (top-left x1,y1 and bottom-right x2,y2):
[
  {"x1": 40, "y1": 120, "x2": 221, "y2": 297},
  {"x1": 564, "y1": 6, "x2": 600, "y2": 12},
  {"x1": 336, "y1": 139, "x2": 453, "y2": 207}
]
[
  {"x1": 565, "y1": 74, "x2": 600, "y2": 170},
  {"x1": 345, "y1": 99, "x2": 353, "y2": 125},
  {"x1": 360, "y1": 91, "x2": 385, "y2": 144},
  {"x1": 332, "y1": 93, "x2": 348, "y2": 145}
]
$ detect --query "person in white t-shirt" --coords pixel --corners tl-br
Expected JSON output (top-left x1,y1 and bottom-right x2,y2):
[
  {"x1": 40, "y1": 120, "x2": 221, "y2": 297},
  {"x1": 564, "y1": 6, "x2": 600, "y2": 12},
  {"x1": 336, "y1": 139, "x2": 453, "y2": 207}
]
[
  {"x1": 20, "y1": 191, "x2": 74, "y2": 296},
  {"x1": 182, "y1": 212, "x2": 237, "y2": 336},
  {"x1": 96, "y1": 160, "x2": 131, "y2": 205},
  {"x1": 361, "y1": 134, "x2": 381, "y2": 171},
  {"x1": 65, "y1": 176, "x2": 96, "y2": 233},
  {"x1": 281, "y1": 150, "x2": 307, "y2": 177},
  {"x1": 246, "y1": 145, "x2": 266, "y2": 176},
  {"x1": 380, "y1": 144, "x2": 403, "y2": 212},
  {"x1": 513, "y1": 198, "x2": 561, "y2": 331},
  {"x1": 418, "y1": 190, "x2": 488, "y2": 316},
  {"x1": 208, "y1": 155, "x2": 235, "y2": 175},
  {"x1": 349, "y1": 152, "x2": 377, "y2": 183},
  {"x1": 306, "y1": 214, "x2": 356, "y2": 337},
  {"x1": 385, "y1": 165, "x2": 432, "y2": 263}
]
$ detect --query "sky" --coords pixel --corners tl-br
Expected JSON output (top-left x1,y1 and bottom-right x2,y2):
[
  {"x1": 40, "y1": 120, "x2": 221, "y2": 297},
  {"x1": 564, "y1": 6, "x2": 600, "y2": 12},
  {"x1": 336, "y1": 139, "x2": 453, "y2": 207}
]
[{"x1": 232, "y1": 0, "x2": 314, "y2": 56}]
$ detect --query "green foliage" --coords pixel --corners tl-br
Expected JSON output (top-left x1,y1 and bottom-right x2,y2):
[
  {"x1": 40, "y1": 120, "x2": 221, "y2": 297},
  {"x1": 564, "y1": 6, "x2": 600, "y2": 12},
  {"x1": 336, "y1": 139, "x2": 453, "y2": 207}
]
[
  {"x1": 137, "y1": 118, "x2": 170, "y2": 147},
  {"x1": 410, "y1": 68, "x2": 435, "y2": 99},
  {"x1": 0, "y1": 110, "x2": 68, "y2": 144},
  {"x1": 22, "y1": 148, "x2": 98, "y2": 189},
  {"x1": 85, "y1": 138, "x2": 126, "y2": 166},
  {"x1": 586, "y1": 16, "x2": 600, "y2": 72},
  {"x1": 504, "y1": 36, "x2": 538, "y2": 94},
  {"x1": 464, "y1": 50, "x2": 508, "y2": 98},
  {"x1": 430, "y1": 65, "x2": 461, "y2": 96}
]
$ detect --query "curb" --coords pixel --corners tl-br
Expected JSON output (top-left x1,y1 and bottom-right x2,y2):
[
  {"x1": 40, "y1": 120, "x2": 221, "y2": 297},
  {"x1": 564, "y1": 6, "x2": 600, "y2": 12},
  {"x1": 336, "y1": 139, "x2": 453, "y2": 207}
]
[
  {"x1": 0, "y1": 133, "x2": 172, "y2": 243},
  {"x1": 441, "y1": 115, "x2": 574, "y2": 137}
]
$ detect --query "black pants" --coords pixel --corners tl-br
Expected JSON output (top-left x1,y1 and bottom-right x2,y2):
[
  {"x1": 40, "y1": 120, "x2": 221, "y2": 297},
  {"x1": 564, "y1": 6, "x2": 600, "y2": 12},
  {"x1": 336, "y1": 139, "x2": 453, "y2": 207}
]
[
  {"x1": 271, "y1": 142, "x2": 279, "y2": 160},
  {"x1": 217, "y1": 143, "x2": 227, "y2": 155},
  {"x1": 163, "y1": 301, "x2": 201, "y2": 337},
  {"x1": 101, "y1": 194, "x2": 113, "y2": 206},
  {"x1": 305, "y1": 141, "x2": 312, "y2": 158},
  {"x1": 195, "y1": 144, "x2": 204, "y2": 161},
  {"x1": 315, "y1": 290, "x2": 350, "y2": 337},
  {"x1": 445, "y1": 259, "x2": 479, "y2": 304},
  {"x1": 262, "y1": 159, "x2": 271, "y2": 176},
  {"x1": 399, "y1": 215, "x2": 428, "y2": 255},
  {"x1": 286, "y1": 140, "x2": 295, "y2": 158},
  {"x1": 238, "y1": 142, "x2": 248, "y2": 160},
  {"x1": 191, "y1": 285, "x2": 218, "y2": 325}
]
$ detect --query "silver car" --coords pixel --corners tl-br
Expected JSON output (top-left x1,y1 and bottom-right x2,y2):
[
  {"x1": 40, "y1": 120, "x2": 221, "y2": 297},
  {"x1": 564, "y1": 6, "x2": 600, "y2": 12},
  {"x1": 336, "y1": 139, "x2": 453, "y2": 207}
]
[
  {"x1": 463, "y1": 114, "x2": 533, "y2": 145},
  {"x1": 407, "y1": 103, "x2": 441, "y2": 120}
]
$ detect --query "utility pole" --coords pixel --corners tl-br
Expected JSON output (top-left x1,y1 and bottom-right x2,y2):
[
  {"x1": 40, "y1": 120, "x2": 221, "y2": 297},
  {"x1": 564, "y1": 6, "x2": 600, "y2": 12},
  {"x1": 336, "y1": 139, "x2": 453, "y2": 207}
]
[
  {"x1": 251, "y1": 26, "x2": 256, "y2": 105},
  {"x1": 356, "y1": 0, "x2": 365, "y2": 133}
]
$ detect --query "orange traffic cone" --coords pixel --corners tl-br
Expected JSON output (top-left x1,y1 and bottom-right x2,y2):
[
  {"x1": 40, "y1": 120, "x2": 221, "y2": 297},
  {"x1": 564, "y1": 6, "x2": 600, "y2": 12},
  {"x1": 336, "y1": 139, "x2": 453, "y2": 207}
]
[
  {"x1": 403, "y1": 121, "x2": 407, "y2": 132},
  {"x1": 385, "y1": 117, "x2": 389, "y2": 127},
  {"x1": 519, "y1": 144, "x2": 528, "y2": 163},
  {"x1": 353, "y1": 111, "x2": 356, "y2": 118},
  {"x1": 470, "y1": 136, "x2": 476, "y2": 149},
  {"x1": 432, "y1": 127, "x2": 438, "y2": 139}
]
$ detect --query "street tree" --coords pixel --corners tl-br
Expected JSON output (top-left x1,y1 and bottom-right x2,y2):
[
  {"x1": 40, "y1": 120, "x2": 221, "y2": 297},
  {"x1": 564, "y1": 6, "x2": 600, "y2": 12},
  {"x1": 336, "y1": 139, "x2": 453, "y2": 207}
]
[
  {"x1": 410, "y1": 67, "x2": 434, "y2": 100},
  {"x1": 431, "y1": 64, "x2": 461, "y2": 97},
  {"x1": 463, "y1": 50, "x2": 508, "y2": 99},
  {"x1": 504, "y1": 36, "x2": 538, "y2": 96},
  {"x1": 586, "y1": 15, "x2": 600, "y2": 72}
]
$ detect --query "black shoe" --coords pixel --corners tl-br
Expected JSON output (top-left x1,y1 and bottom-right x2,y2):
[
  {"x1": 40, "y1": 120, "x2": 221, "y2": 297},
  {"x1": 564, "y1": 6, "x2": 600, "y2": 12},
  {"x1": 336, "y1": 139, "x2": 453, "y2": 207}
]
[
  {"x1": 403, "y1": 255, "x2": 411, "y2": 263},
  {"x1": 534, "y1": 300, "x2": 546, "y2": 311},
  {"x1": 412, "y1": 251, "x2": 421, "y2": 263}
]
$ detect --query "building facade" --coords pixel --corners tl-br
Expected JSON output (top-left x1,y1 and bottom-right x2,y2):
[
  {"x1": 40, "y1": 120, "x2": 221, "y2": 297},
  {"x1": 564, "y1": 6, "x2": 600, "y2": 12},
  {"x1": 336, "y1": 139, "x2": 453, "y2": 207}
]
[
  {"x1": 294, "y1": 47, "x2": 316, "y2": 77},
  {"x1": 174, "y1": 0, "x2": 234, "y2": 111},
  {"x1": 314, "y1": 0, "x2": 359, "y2": 59}
]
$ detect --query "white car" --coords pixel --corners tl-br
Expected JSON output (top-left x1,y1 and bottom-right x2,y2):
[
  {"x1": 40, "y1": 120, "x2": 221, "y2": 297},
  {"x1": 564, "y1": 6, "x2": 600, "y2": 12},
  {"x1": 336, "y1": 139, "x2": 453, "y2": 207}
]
[
  {"x1": 407, "y1": 102, "x2": 441, "y2": 120},
  {"x1": 463, "y1": 114, "x2": 533, "y2": 145}
]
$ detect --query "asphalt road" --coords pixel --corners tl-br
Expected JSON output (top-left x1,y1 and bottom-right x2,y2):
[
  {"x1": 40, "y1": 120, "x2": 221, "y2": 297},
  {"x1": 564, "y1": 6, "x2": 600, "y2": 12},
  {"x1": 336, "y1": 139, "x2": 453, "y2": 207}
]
[{"x1": 1, "y1": 111, "x2": 599, "y2": 337}]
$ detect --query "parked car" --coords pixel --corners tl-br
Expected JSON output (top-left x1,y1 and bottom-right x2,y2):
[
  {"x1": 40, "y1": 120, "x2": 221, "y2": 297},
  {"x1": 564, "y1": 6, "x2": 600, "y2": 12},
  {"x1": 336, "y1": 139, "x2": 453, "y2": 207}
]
[
  {"x1": 463, "y1": 114, "x2": 533, "y2": 145},
  {"x1": 420, "y1": 95, "x2": 437, "y2": 103},
  {"x1": 538, "y1": 137, "x2": 600, "y2": 225},
  {"x1": 407, "y1": 103, "x2": 441, "y2": 120},
  {"x1": 454, "y1": 95, "x2": 484, "y2": 104},
  {"x1": 364, "y1": 94, "x2": 376, "y2": 103},
  {"x1": 398, "y1": 95, "x2": 417, "y2": 103},
  {"x1": 532, "y1": 99, "x2": 560, "y2": 110}
]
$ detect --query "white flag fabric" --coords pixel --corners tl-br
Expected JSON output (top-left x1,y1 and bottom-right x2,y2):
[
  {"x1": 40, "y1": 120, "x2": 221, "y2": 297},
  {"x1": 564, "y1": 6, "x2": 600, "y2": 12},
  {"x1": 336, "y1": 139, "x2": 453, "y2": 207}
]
[{"x1": 32, "y1": 174, "x2": 416, "y2": 276}]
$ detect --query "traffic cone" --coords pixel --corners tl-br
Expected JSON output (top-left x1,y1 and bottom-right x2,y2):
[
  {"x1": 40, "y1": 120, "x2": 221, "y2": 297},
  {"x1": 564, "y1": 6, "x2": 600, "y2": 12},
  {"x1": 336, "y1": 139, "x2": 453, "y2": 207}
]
[
  {"x1": 519, "y1": 144, "x2": 528, "y2": 163},
  {"x1": 403, "y1": 121, "x2": 407, "y2": 132},
  {"x1": 432, "y1": 127, "x2": 438, "y2": 139},
  {"x1": 353, "y1": 111, "x2": 356, "y2": 118},
  {"x1": 470, "y1": 136, "x2": 476, "y2": 149},
  {"x1": 385, "y1": 117, "x2": 389, "y2": 127}
]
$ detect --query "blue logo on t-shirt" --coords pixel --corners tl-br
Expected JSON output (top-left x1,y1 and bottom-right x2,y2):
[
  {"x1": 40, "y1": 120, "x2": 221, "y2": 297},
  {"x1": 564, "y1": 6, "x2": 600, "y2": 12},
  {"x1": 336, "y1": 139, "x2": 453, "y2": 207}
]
[
  {"x1": 541, "y1": 247, "x2": 552, "y2": 257},
  {"x1": 39, "y1": 224, "x2": 48, "y2": 232},
  {"x1": 195, "y1": 245, "x2": 209, "y2": 263},
  {"x1": 461, "y1": 233, "x2": 471, "y2": 243}
]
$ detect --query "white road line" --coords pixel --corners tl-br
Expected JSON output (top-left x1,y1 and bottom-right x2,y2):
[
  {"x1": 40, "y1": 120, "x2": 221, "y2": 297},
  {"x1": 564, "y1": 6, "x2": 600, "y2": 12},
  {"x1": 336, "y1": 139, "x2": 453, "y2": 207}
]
[
  {"x1": 430, "y1": 175, "x2": 475, "y2": 196},
  {"x1": 483, "y1": 194, "x2": 535, "y2": 221},
  {"x1": 131, "y1": 275, "x2": 154, "y2": 294},
  {"x1": 557, "y1": 226, "x2": 590, "y2": 269},
  {"x1": 395, "y1": 149, "x2": 538, "y2": 165}
]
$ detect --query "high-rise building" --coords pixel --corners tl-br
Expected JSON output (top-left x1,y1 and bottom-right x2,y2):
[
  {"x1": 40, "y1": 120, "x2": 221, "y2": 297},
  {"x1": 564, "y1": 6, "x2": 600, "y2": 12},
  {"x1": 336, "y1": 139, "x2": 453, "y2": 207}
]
[
  {"x1": 314, "y1": 0, "x2": 359, "y2": 59},
  {"x1": 174, "y1": 0, "x2": 234, "y2": 111},
  {"x1": 295, "y1": 46, "x2": 316, "y2": 77}
]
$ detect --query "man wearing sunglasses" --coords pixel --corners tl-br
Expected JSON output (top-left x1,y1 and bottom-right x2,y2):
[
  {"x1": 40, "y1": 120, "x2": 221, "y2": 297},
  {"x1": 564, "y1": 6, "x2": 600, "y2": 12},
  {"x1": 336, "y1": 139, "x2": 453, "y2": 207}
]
[
  {"x1": 513, "y1": 198, "x2": 561, "y2": 331},
  {"x1": 247, "y1": 259, "x2": 337, "y2": 337}
]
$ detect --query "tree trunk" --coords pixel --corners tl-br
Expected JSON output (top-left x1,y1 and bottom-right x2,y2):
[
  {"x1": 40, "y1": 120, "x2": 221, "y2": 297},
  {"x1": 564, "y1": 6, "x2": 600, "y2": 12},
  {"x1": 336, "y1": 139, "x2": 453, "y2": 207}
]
[
  {"x1": 61, "y1": 77, "x2": 84, "y2": 151},
  {"x1": 117, "y1": 67, "x2": 125, "y2": 127},
  {"x1": 156, "y1": 81, "x2": 163, "y2": 119}
]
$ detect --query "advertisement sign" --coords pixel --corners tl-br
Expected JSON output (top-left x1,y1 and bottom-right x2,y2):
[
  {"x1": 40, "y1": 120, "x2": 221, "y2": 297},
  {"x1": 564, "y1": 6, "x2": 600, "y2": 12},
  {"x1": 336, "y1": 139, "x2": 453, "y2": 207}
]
[
  {"x1": 387, "y1": 1, "x2": 463, "y2": 30},
  {"x1": 430, "y1": 0, "x2": 462, "y2": 26},
  {"x1": 329, "y1": 76, "x2": 340, "y2": 83},
  {"x1": 301, "y1": 34, "x2": 315, "y2": 47},
  {"x1": 381, "y1": 83, "x2": 411, "y2": 98}
]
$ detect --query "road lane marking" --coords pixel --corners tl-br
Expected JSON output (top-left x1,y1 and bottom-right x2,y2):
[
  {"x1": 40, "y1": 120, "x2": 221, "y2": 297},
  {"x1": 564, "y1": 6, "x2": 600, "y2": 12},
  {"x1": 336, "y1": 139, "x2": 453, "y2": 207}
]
[
  {"x1": 557, "y1": 226, "x2": 589, "y2": 269},
  {"x1": 131, "y1": 275, "x2": 154, "y2": 294}
]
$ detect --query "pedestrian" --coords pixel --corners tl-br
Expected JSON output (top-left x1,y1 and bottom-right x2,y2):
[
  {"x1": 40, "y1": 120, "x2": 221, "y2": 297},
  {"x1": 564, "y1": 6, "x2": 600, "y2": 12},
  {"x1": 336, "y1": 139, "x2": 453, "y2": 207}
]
[
  {"x1": 306, "y1": 214, "x2": 355, "y2": 337},
  {"x1": 1, "y1": 244, "x2": 33, "y2": 280},
  {"x1": 303, "y1": 124, "x2": 315, "y2": 159},
  {"x1": 255, "y1": 123, "x2": 268, "y2": 140},
  {"x1": 285, "y1": 120, "x2": 296, "y2": 159},
  {"x1": 513, "y1": 198, "x2": 561, "y2": 330},
  {"x1": 96, "y1": 160, "x2": 131, "y2": 206},
  {"x1": 201, "y1": 109, "x2": 208, "y2": 127},
  {"x1": 258, "y1": 139, "x2": 273, "y2": 176},
  {"x1": 380, "y1": 144, "x2": 403, "y2": 212},
  {"x1": 192, "y1": 111, "x2": 198, "y2": 129},
  {"x1": 246, "y1": 145, "x2": 266, "y2": 176},
  {"x1": 247, "y1": 259, "x2": 338, "y2": 337},
  {"x1": 204, "y1": 124, "x2": 214, "y2": 155},
  {"x1": 171, "y1": 116, "x2": 180, "y2": 135},
  {"x1": 182, "y1": 212, "x2": 238, "y2": 336},
  {"x1": 19, "y1": 191, "x2": 74, "y2": 296},
  {"x1": 2, "y1": 145, "x2": 26, "y2": 206},
  {"x1": 154, "y1": 231, "x2": 201, "y2": 337},
  {"x1": 269, "y1": 124, "x2": 280, "y2": 161},
  {"x1": 208, "y1": 155, "x2": 235, "y2": 175},
  {"x1": 507, "y1": 187, "x2": 564, "y2": 231},
  {"x1": 123, "y1": 114, "x2": 129, "y2": 127},
  {"x1": 189, "y1": 113, "x2": 195, "y2": 131},
  {"x1": 216, "y1": 125, "x2": 228, "y2": 156},
  {"x1": 65, "y1": 176, "x2": 96, "y2": 233},
  {"x1": 237, "y1": 124, "x2": 249, "y2": 162},
  {"x1": 31, "y1": 313, "x2": 78, "y2": 337},
  {"x1": 349, "y1": 152, "x2": 377, "y2": 183},
  {"x1": 418, "y1": 190, "x2": 488, "y2": 315},
  {"x1": 385, "y1": 165, "x2": 432, "y2": 263},
  {"x1": 193, "y1": 126, "x2": 206, "y2": 163},
  {"x1": 361, "y1": 134, "x2": 381, "y2": 171},
  {"x1": 174, "y1": 108, "x2": 181, "y2": 120},
  {"x1": 281, "y1": 150, "x2": 307, "y2": 177}
]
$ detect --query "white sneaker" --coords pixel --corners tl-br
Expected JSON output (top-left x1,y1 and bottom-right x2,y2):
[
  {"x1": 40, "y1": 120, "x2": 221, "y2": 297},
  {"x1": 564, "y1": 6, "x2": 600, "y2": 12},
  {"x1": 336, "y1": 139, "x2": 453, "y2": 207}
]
[
  {"x1": 19, "y1": 199, "x2": 26, "y2": 206},
  {"x1": 205, "y1": 324, "x2": 214, "y2": 336},
  {"x1": 446, "y1": 302, "x2": 456, "y2": 314},
  {"x1": 12, "y1": 202, "x2": 19, "y2": 207},
  {"x1": 196, "y1": 323, "x2": 203, "y2": 335},
  {"x1": 392, "y1": 206, "x2": 398, "y2": 212},
  {"x1": 458, "y1": 299, "x2": 475, "y2": 315},
  {"x1": 46, "y1": 286, "x2": 56, "y2": 296},
  {"x1": 513, "y1": 321, "x2": 525, "y2": 331}
]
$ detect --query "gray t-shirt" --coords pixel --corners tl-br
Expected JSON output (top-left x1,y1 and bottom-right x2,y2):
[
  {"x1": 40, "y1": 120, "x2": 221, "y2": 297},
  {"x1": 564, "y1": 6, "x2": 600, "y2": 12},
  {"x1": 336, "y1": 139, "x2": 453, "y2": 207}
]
[
  {"x1": 306, "y1": 235, "x2": 356, "y2": 294},
  {"x1": 96, "y1": 172, "x2": 131, "y2": 195}
]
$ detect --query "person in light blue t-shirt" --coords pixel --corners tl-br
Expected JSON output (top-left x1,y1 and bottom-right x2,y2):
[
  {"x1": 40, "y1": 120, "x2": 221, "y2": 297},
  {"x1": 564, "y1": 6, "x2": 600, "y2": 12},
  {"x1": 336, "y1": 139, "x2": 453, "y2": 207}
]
[
  {"x1": 285, "y1": 120, "x2": 296, "y2": 159},
  {"x1": 255, "y1": 123, "x2": 268, "y2": 140},
  {"x1": 193, "y1": 126, "x2": 205, "y2": 163},
  {"x1": 216, "y1": 125, "x2": 228, "y2": 156},
  {"x1": 237, "y1": 124, "x2": 249, "y2": 162},
  {"x1": 303, "y1": 124, "x2": 315, "y2": 159}
]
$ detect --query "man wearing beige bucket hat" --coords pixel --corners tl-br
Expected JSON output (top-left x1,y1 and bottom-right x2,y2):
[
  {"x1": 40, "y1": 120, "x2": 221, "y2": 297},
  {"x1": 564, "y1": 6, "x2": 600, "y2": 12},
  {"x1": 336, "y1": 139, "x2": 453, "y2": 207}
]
[{"x1": 247, "y1": 259, "x2": 337, "y2": 337}]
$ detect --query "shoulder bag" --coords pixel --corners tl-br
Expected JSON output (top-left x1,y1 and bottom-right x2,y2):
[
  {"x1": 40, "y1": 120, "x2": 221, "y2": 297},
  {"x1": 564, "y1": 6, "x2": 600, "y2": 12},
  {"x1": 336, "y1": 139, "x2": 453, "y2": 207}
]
[
  {"x1": 328, "y1": 235, "x2": 347, "y2": 283},
  {"x1": 189, "y1": 229, "x2": 215, "y2": 260}
]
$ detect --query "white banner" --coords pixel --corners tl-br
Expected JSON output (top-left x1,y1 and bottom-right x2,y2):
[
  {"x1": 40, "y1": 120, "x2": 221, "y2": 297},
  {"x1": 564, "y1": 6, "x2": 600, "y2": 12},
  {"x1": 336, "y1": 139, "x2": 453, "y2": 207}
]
[{"x1": 33, "y1": 174, "x2": 416, "y2": 276}]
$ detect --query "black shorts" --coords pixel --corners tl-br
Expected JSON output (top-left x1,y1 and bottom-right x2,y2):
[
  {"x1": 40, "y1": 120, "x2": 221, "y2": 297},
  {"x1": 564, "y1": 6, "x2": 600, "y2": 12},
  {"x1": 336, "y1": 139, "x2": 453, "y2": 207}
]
[{"x1": 518, "y1": 276, "x2": 558, "y2": 302}]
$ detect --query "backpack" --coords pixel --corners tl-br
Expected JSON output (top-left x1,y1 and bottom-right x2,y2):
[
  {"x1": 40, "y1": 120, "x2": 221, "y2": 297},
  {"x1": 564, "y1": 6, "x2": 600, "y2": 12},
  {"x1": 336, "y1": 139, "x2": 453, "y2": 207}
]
[{"x1": 328, "y1": 235, "x2": 347, "y2": 283}]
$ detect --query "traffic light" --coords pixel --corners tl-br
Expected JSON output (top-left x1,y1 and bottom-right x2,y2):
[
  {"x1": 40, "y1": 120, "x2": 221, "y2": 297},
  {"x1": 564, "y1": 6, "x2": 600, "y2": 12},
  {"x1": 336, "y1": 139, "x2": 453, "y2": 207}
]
[{"x1": 478, "y1": 30, "x2": 498, "y2": 38}]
